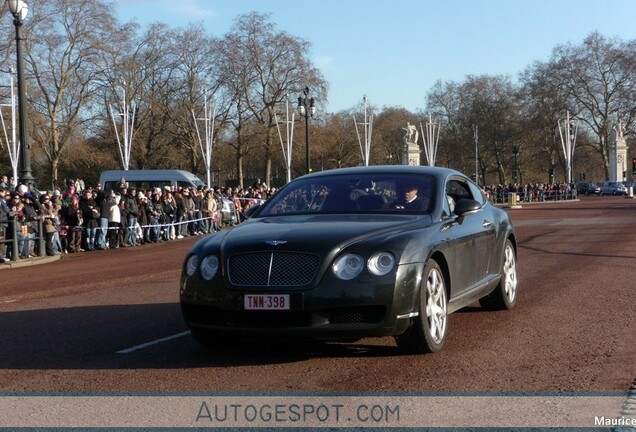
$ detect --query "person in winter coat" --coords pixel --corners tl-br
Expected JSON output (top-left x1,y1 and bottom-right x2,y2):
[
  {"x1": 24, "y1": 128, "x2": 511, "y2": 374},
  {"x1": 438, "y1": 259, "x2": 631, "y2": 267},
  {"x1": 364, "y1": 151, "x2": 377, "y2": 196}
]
[
  {"x1": 39, "y1": 194, "x2": 58, "y2": 256},
  {"x1": 122, "y1": 187, "x2": 139, "y2": 246},
  {"x1": 62, "y1": 195, "x2": 83, "y2": 253},
  {"x1": 19, "y1": 190, "x2": 42, "y2": 257},
  {"x1": 161, "y1": 192, "x2": 176, "y2": 241},
  {"x1": 79, "y1": 189, "x2": 99, "y2": 251},
  {"x1": 137, "y1": 192, "x2": 149, "y2": 244},
  {"x1": 0, "y1": 187, "x2": 11, "y2": 262},
  {"x1": 107, "y1": 193, "x2": 123, "y2": 249},
  {"x1": 95, "y1": 185, "x2": 110, "y2": 250},
  {"x1": 201, "y1": 190, "x2": 217, "y2": 233},
  {"x1": 147, "y1": 189, "x2": 164, "y2": 242},
  {"x1": 176, "y1": 189, "x2": 195, "y2": 238}
]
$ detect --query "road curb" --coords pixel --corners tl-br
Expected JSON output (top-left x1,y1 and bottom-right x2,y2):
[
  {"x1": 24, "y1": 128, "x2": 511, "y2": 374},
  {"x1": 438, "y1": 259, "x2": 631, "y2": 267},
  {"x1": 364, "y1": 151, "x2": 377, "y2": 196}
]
[{"x1": 0, "y1": 255, "x2": 61, "y2": 270}]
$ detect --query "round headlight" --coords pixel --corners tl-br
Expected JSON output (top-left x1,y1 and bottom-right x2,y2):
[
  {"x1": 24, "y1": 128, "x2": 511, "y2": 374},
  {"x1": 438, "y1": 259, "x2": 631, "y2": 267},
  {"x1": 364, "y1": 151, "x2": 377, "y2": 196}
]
[
  {"x1": 185, "y1": 254, "x2": 199, "y2": 277},
  {"x1": 367, "y1": 252, "x2": 396, "y2": 276},
  {"x1": 200, "y1": 255, "x2": 219, "y2": 280},
  {"x1": 333, "y1": 253, "x2": 365, "y2": 280}
]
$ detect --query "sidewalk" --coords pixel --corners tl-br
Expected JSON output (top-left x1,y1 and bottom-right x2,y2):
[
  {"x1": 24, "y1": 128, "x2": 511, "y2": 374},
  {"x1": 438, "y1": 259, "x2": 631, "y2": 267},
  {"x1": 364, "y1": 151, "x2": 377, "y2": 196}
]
[
  {"x1": 496, "y1": 198, "x2": 580, "y2": 209},
  {"x1": 0, "y1": 254, "x2": 61, "y2": 270}
]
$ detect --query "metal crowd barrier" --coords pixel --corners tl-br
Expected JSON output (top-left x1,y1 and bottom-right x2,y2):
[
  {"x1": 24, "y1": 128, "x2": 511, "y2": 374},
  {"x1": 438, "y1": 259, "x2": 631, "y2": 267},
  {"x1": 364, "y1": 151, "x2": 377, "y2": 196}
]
[
  {"x1": 0, "y1": 216, "x2": 45, "y2": 262},
  {"x1": 490, "y1": 189, "x2": 577, "y2": 204}
]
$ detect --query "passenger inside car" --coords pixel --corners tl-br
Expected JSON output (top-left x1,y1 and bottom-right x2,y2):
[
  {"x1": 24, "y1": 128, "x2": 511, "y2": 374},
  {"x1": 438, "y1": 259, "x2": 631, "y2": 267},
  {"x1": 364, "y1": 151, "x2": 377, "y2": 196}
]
[{"x1": 392, "y1": 181, "x2": 430, "y2": 211}]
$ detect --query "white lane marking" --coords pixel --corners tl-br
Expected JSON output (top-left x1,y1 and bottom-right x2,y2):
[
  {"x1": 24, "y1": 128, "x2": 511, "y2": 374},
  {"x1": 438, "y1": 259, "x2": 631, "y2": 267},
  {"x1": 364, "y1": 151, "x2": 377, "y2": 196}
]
[
  {"x1": 2, "y1": 300, "x2": 17, "y2": 303},
  {"x1": 116, "y1": 331, "x2": 190, "y2": 354}
]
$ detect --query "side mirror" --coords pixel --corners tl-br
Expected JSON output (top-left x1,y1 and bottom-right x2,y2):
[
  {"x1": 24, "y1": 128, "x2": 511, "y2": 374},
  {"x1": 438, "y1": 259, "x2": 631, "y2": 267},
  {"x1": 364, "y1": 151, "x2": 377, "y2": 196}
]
[
  {"x1": 243, "y1": 203, "x2": 262, "y2": 218},
  {"x1": 453, "y1": 198, "x2": 481, "y2": 217}
]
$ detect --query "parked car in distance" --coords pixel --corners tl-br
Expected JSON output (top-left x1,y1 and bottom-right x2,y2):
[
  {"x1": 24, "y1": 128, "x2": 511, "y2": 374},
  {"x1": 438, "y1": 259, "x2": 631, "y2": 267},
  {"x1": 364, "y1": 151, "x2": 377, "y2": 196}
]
[
  {"x1": 220, "y1": 198, "x2": 237, "y2": 225},
  {"x1": 599, "y1": 181, "x2": 627, "y2": 196},
  {"x1": 575, "y1": 182, "x2": 600, "y2": 196},
  {"x1": 622, "y1": 181, "x2": 636, "y2": 192},
  {"x1": 180, "y1": 166, "x2": 518, "y2": 354}
]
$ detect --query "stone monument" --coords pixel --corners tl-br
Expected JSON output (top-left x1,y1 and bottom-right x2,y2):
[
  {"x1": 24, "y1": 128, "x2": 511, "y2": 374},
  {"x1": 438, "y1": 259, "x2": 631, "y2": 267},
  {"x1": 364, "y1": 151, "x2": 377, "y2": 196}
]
[
  {"x1": 609, "y1": 121, "x2": 628, "y2": 182},
  {"x1": 402, "y1": 122, "x2": 420, "y2": 165}
]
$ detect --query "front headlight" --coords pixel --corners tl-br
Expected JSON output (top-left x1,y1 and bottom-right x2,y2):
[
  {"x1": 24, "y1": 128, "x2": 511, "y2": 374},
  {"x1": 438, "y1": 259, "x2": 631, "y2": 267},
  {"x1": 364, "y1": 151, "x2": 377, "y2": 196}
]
[
  {"x1": 333, "y1": 253, "x2": 365, "y2": 280},
  {"x1": 367, "y1": 252, "x2": 395, "y2": 276},
  {"x1": 200, "y1": 255, "x2": 219, "y2": 280},
  {"x1": 185, "y1": 254, "x2": 199, "y2": 277}
]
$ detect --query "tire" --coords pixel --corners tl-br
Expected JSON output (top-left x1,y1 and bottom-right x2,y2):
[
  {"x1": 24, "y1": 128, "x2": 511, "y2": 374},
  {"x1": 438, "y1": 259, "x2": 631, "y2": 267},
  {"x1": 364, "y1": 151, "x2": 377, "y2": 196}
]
[
  {"x1": 480, "y1": 239, "x2": 518, "y2": 310},
  {"x1": 396, "y1": 260, "x2": 448, "y2": 354}
]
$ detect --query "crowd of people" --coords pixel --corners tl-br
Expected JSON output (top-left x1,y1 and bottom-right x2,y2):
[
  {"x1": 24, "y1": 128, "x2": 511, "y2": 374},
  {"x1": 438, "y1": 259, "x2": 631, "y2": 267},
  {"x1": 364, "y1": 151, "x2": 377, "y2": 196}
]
[
  {"x1": 483, "y1": 182, "x2": 577, "y2": 203},
  {"x1": 0, "y1": 174, "x2": 272, "y2": 264},
  {"x1": 0, "y1": 172, "x2": 583, "y2": 265}
]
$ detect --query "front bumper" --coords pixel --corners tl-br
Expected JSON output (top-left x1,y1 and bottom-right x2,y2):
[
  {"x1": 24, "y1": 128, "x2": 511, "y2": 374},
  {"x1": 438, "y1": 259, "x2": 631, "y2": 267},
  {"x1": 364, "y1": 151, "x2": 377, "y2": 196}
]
[{"x1": 180, "y1": 263, "x2": 421, "y2": 339}]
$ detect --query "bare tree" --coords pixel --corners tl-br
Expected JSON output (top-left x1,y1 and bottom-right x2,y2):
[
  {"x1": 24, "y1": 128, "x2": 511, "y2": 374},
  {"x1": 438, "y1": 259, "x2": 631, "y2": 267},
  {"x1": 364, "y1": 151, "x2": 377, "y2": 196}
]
[
  {"x1": 96, "y1": 23, "x2": 184, "y2": 171},
  {"x1": 216, "y1": 27, "x2": 259, "y2": 189},
  {"x1": 220, "y1": 12, "x2": 327, "y2": 187},
  {"x1": 545, "y1": 32, "x2": 636, "y2": 179},
  {"x1": 314, "y1": 112, "x2": 357, "y2": 170},
  {"x1": 427, "y1": 75, "x2": 523, "y2": 185},
  {"x1": 165, "y1": 25, "x2": 223, "y2": 175},
  {"x1": 23, "y1": 0, "x2": 122, "y2": 188},
  {"x1": 519, "y1": 61, "x2": 575, "y2": 183}
]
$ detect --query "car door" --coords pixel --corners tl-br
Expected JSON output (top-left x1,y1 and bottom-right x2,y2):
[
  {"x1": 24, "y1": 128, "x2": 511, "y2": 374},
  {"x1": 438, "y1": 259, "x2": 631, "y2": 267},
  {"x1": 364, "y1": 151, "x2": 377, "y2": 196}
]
[{"x1": 445, "y1": 177, "x2": 496, "y2": 296}]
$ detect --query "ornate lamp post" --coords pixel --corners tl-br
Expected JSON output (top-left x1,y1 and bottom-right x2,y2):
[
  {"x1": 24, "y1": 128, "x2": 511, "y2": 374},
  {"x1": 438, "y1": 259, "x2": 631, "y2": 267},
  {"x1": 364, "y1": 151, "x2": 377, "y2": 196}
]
[
  {"x1": 6, "y1": 0, "x2": 34, "y2": 188},
  {"x1": 297, "y1": 86, "x2": 316, "y2": 174}
]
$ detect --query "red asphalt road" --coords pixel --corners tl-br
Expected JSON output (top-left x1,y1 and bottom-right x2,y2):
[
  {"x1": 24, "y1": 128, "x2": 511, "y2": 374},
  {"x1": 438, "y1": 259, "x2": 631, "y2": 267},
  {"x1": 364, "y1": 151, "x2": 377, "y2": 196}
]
[{"x1": 0, "y1": 195, "x2": 634, "y2": 393}]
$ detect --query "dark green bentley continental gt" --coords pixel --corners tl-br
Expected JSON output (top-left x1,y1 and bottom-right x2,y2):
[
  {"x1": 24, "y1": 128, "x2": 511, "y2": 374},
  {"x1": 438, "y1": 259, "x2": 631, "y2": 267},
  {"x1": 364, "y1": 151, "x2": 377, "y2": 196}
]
[{"x1": 180, "y1": 166, "x2": 518, "y2": 353}]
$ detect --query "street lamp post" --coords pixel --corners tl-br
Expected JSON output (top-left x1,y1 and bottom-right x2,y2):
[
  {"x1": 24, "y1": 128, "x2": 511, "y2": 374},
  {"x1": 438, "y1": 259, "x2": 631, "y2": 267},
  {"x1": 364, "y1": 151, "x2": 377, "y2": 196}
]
[
  {"x1": 297, "y1": 86, "x2": 316, "y2": 174},
  {"x1": 7, "y1": 0, "x2": 34, "y2": 189},
  {"x1": 512, "y1": 147, "x2": 520, "y2": 183}
]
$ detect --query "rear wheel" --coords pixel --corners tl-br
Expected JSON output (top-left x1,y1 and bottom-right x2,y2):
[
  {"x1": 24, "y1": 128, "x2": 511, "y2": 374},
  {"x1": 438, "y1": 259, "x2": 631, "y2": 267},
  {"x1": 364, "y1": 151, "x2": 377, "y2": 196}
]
[
  {"x1": 480, "y1": 239, "x2": 518, "y2": 310},
  {"x1": 396, "y1": 260, "x2": 448, "y2": 354}
]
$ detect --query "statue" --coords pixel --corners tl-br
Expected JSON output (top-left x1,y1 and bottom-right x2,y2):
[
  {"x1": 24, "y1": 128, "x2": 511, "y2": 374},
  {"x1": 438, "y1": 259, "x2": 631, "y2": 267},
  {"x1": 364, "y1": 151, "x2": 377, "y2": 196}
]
[
  {"x1": 609, "y1": 120, "x2": 629, "y2": 182},
  {"x1": 403, "y1": 122, "x2": 419, "y2": 145},
  {"x1": 402, "y1": 122, "x2": 421, "y2": 166},
  {"x1": 611, "y1": 120, "x2": 627, "y2": 149},
  {"x1": 616, "y1": 120, "x2": 625, "y2": 141}
]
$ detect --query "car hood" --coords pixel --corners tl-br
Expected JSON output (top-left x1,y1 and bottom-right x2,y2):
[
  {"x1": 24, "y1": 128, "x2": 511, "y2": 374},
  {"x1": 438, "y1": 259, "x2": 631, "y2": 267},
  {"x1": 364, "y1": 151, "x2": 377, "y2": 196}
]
[{"x1": 198, "y1": 214, "x2": 432, "y2": 256}]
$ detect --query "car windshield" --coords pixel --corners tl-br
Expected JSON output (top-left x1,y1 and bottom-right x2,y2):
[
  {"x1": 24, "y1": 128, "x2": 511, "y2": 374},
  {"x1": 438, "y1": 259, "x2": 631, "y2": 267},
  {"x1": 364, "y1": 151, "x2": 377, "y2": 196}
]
[{"x1": 258, "y1": 174, "x2": 435, "y2": 216}]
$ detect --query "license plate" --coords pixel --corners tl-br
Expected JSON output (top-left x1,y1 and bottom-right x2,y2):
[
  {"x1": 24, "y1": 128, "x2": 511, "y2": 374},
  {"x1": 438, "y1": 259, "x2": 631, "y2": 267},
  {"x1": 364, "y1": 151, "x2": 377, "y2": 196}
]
[{"x1": 244, "y1": 294, "x2": 290, "y2": 310}]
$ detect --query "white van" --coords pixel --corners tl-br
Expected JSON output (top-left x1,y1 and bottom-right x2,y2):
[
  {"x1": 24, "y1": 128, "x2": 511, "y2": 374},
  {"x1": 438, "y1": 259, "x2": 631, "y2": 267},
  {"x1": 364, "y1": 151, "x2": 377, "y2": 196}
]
[
  {"x1": 99, "y1": 169, "x2": 237, "y2": 224},
  {"x1": 99, "y1": 169, "x2": 206, "y2": 193}
]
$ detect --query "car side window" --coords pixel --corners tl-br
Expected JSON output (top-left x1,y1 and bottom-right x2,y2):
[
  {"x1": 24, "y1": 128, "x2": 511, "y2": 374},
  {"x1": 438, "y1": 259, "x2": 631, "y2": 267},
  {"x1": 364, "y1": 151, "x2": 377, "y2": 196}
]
[
  {"x1": 446, "y1": 179, "x2": 472, "y2": 202},
  {"x1": 443, "y1": 194, "x2": 455, "y2": 216},
  {"x1": 444, "y1": 177, "x2": 486, "y2": 215},
  {"x1": 467, "y1": 182, "x2": 486, "y2": 206}
]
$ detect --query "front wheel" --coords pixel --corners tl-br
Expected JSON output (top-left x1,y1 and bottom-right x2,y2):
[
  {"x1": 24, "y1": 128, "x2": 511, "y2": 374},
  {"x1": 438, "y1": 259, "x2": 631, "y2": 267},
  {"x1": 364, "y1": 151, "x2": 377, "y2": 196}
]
[
  {"x1": 396, "y1": 260, "x2": 448, "y2": 354},
  {"x1": 480, "y1": 239, "x2": 518, "y2": 310}
]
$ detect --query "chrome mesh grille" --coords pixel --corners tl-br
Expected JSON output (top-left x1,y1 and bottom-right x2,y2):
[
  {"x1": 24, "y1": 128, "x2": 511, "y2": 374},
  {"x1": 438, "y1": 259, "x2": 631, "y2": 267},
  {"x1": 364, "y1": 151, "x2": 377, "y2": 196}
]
[{"x1": 228, "y1": 251, "x2": 320, "y2": 287}]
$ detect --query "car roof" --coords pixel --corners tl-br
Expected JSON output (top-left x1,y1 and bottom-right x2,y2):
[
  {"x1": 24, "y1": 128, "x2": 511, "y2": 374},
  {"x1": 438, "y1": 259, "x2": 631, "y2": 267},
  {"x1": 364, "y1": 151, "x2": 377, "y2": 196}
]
[{"x1": 298, "y1": 165, "x2": 463, "y2": 182}]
